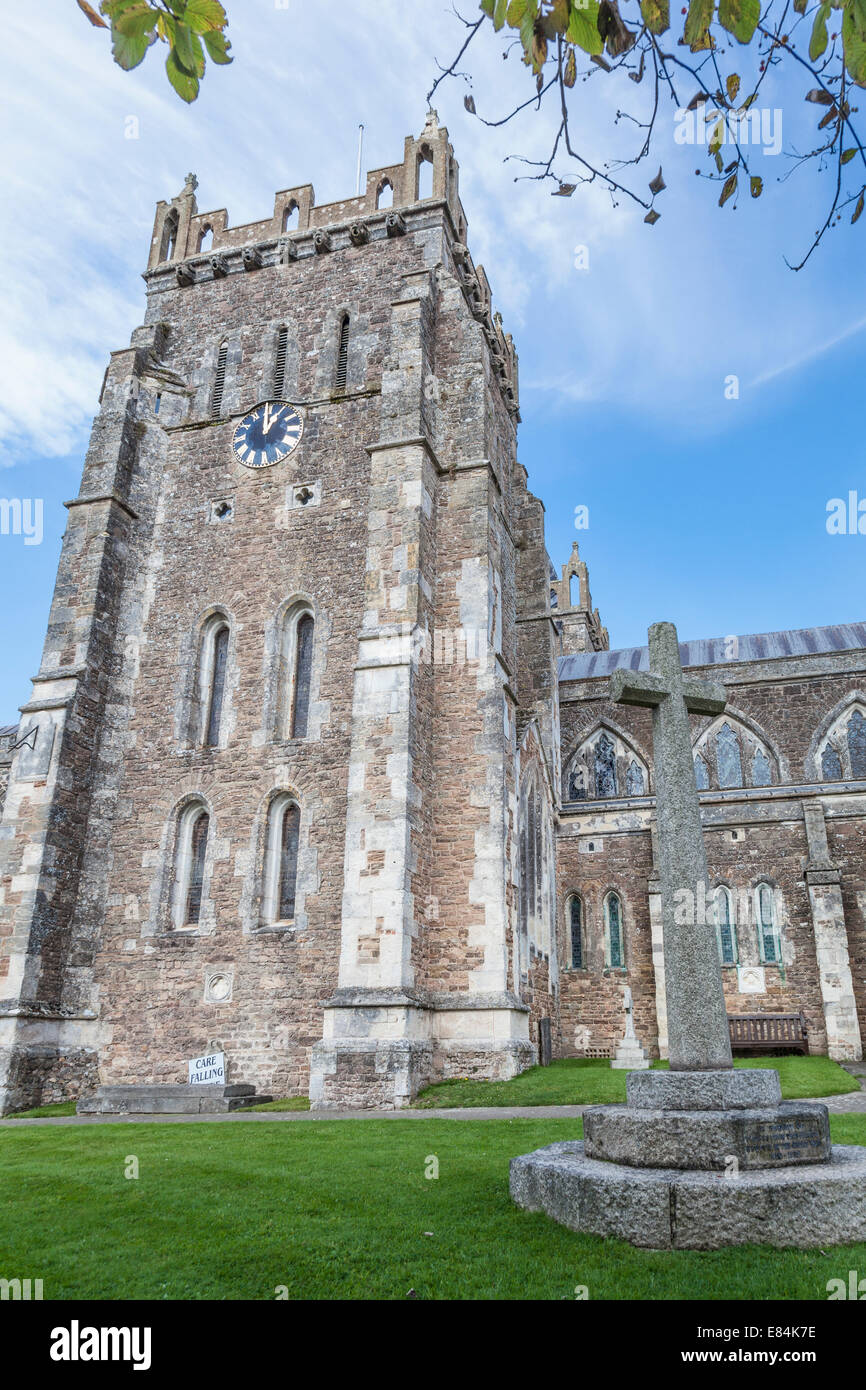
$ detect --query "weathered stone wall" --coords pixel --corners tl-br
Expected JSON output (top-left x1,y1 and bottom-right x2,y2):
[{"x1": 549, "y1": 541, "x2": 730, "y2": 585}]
[
  {"x1": 556, "y1": 652, "x2": 866, "y2": 1059},
  {"x1": 1, "y1": 118, "x2": 552, "y2": 1113}
]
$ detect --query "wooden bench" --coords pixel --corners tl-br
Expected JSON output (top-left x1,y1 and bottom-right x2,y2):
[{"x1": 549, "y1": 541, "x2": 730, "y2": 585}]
[{"x1": 728, "y1": 1013, "x2": 809, "y2": 1054}]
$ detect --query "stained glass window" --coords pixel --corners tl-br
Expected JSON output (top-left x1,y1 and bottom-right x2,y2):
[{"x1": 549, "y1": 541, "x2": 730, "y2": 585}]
[
  {"x1": 277, "y1": 802, "x2": 300, "y2": 922},
  {"x1": 848, "y1": 710, "x2": 866, "y2": 779},
  {"x1": 567, "y1": 765, "x2": 586, "y2": 801},
  {"x1": 715, "y1": 888, "x2": 735, "y2": 964},
  {"x1": 569, "y1": 896, "x2": 583, "y2": 969},
  {"x1": 206, "y1": 626, "x2": 229, "y2": 747},
  {"x1": 185, "y1": 811, "x2": 209, "y2": 926},
  {"x1": 626, "y1": 760, "x2": 645, "y2": 795},
  {"x1": 606, "y1": 893, "x2": 623, "y2": 968},
  {"x1": 716, "y1": 722, "x2": 743, "y2": 788},
  {"x1": 751, "y1": 748, "x2": 771, "y2": 787},
  {"x1": 694, "y1": 753, "x2": 709, "y2": 790},
  {"x1": 291, "y1": 614, "x2": 314, "y2": 739},
  {"x1": 822, "y1": 744, "x2": 843, "y2": 781},
  {"x1": 594, "y1": 733, "x2": 617, "y2": 798},
  {"x1": 758, "y1": 883, "x2": 778, "y2": 963}
]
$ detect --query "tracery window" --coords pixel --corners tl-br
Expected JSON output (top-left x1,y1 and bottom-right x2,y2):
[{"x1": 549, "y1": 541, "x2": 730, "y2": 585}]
[
  {"x1": 714, "y1": 886, "x2": 737, "y2": 965},
  {"x1": 594, "y1": 733, "x2": 617, "y2": 798},
  {"x1": 604, "y1": 892, "x2": 624, "y2": 969},
  {"x1": 716, "y1": 722, "x2": 744, "y2": 788},
  {"x1": 756, "y1": 883, "x2": 780, "y2": 964},
  {"x1": 568, "y1": 895, "x2": 584, "y2": 969}
]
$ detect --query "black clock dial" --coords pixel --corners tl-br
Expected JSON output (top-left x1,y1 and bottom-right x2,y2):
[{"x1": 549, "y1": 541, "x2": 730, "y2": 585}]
[{"x1": 231, "y1": 401, "x2": 303, "y2": 469}]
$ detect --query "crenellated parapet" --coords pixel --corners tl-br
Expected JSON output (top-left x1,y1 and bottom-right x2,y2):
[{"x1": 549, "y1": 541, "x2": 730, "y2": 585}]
[{"x1": 143, "y1": 112, "x2": 519, "y2": 420}]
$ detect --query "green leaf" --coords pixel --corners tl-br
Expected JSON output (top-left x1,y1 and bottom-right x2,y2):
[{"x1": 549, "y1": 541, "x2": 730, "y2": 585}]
[
  {"x1": 541, "y1": 0, "x2": 570, "y2": 36},
  {"x1": 842, "y1": 146, "x2": 858, "y2": 161},
  {"x1": 202, "y1": 27, "x2": 232, "y2": 63},
  {"x1": 683, "y1": 0, "x2": 714, "y2": 51},
  {"x1": 182, "y1": 0, "x2": 227, "y2": 31},
  {"x1": 719, "y1": 171, "x2": 738, "y2": 205},
  {"x1": 750, "y1": 174, "x2": 763, "y2": 196},
  {"x1": 853, "y1": 188, "x2": 865, "y2": 221},
  {"x1": 726, "y1": 72, "x2": 740, "y2": 102},
  {"x1": 793, "y1": 0, "x2": 807, "y2": 10},
  {"x1": 566, "y1": 1, "x2": 603, "y2": 53},
  {"x1": 843, "y1": 6, "x2": 866, "y2": 83},
  {"x1": 718, "y1": 0, "x2": 759, "y2": 43},
  {"x1": 111, "y1": 20, "x2": 151, "y2": 69},
  {"x1": 506, "y1": 0, "x2": 534, "y2": 25},
  {"x1": 480, "y1": 0, "x2": 496, "y2": 15},
  {"x1": 563, "y1": 45, "x2": 577, "y2": 83},
  {"x1": 101, "y1": 0, "x2": 149, "y2": 15},
  {"x1": 708, "y1": 115, "x2": 725, "y2": 153},
  {"x1": 166, "y1": 46, "x2": 199, "y2": 100},
  {"x1": 492, "y1": 0, "x2": 509, "y2": 28},
  {"x1": 172, "y1": 23, "x2": 205, "y2": 78},
  {"x1": 810, "y1": 1, "x2": 830, "y2": 60},
  {"x1": 640, "y1": 0, "x2": 670, "y2": 33},
  {"x1": 114, "y1": 4, "x2": 158, "y2": 39}
]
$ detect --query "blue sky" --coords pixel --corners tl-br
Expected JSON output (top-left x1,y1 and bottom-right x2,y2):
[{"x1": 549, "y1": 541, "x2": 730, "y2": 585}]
[{"x1": 0, "y1": 1, "x2": 864, "y2": 721}]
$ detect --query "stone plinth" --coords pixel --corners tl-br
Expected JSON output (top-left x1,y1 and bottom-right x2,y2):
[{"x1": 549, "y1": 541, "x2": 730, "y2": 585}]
[
  {"x1": 510, "y1": 1141, "x2": 866, "y2": 1250},
  {"x1": 627, "y1": 1067, "x2": 781, "y2": 1109},
  {"x1": 77, "y1": 1084, "x2": 272, "y2": 1115},
  {"x1": 511, "y1": 1065, "x2": 866, "y2": 1249},
  {"x1": 610, "y1": 1041, "x2": 650, "y2": 1071},
  {"x1": 583, "y1": 1101, "x2": 831, "y2": 1171}
]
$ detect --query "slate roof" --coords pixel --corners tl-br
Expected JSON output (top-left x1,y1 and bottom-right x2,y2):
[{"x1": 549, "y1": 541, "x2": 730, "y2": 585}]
[
  {"x1": 559, "y1": 622, "x2": 866, "y2": 682},
  {"x1": 0, "y1": 725, "x2": 17, "y2": 739}
]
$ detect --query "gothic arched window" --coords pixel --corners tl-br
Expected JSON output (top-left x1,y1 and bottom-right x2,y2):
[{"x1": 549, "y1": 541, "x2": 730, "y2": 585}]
[
  {"x1": 376, "y1": 179, "x2": 393, "y2": 209},
  {"x1": 604, "y1": 892, "x2": 624, "y2": 969},
  {"x1": 567, "y1": 765, "x2": 586, "y2": 801},
  {"x1": 291, "y1": 613, "x2": 314, "y2": 738},
  {"x1": 694, "y1": 753, "x2": 709, "y2": 790},
  {"x1": 171, "y1": 803, "x2": 210, "y2": 929},
  {"x1": 626, "y1": 760, "x2": 645, "y2": 795},
  {"x1": 416, "y1": 148, "x2": 434, "y2": 200},
  {"x1": 822, "y1": 744, "x2": 843, "y2": 781},
  {"x1": 756, "y1": 883, "x2": 780, "y2": 964},
  {"x1": 714, "y1": 886, "x2": 736, "y2": 965},
  {"x1": 276, "y1": 607, "x2": 315, "y2": 740},
  {"x1": 160, "y1": 208, "x2": 178, "y2": 262},
  {"x1": 568, "y1": 895, "x2": 585, "y2": 969},
  {"x1": 273, "y1": 325, "x2": 289, "y2": 398},
  {"x1": 210, "y1": 340, "x2": 228, "y2": 418},
  {"x1": 594, "y1": 733, "x2": 617, "y2": 798},
  {"x1": 282, "y1": 201, "x2": 299, "y2": 232},
  {"x1": 716, "y1": 722, "x2": 743, "y2": 788},
  {"x1": 262, "y1": 795, "x2": 301, "y2": 926},
  {"x1": 335, "y1": 315, "x2": 350, "y2": 392},
  {"x1": 204, "y1": 623, "x2": 229, "y2": 747},
  {"x1": 751, "y1": 748, "x2": 771, "y2": 787},
  {"x1": 848, "y1": 710, "x2": 866, "y2": 778}
]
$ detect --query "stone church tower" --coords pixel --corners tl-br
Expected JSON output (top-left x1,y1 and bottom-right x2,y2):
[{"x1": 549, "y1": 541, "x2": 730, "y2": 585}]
[{"x1": 0, "y1": 115, "x2": 565, "y2": 1113}]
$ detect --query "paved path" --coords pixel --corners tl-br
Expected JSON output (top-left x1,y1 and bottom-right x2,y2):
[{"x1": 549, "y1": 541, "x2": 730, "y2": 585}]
[{"x1": 3, "y1": 1091, "x2": 866, "y2": 1126}]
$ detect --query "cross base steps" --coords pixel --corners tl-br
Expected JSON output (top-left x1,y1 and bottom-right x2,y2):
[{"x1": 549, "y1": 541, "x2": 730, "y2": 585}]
[{"x1": 510, "y1": 1141, "x2": 866, "y2": 1249}]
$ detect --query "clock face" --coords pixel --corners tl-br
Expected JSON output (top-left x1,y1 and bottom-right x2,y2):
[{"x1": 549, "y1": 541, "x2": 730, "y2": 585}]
[{"x1": 231, "y1": 401, "x2": 303, "y2": 469}]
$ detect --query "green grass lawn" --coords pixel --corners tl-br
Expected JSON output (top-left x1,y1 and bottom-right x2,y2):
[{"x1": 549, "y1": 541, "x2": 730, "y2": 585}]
[
  {"x1": 1, "y1": 1115, "x2": 865, "y2": 1300},
  {"x1": 6, "y1": 1101, "x2": 77, "y2": 1120},
  {"x1": 247, "y1": 1096, "x2": 310, "y2": 1112},
  {"x1": 412, "y1": 1055, "x2": 860, "y2": 1108}
]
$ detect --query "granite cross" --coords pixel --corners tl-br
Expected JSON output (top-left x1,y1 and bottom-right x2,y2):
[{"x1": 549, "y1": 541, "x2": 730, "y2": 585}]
[{"x1": 610, "y1": 621, "x2": 733, "y2": 1072}]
